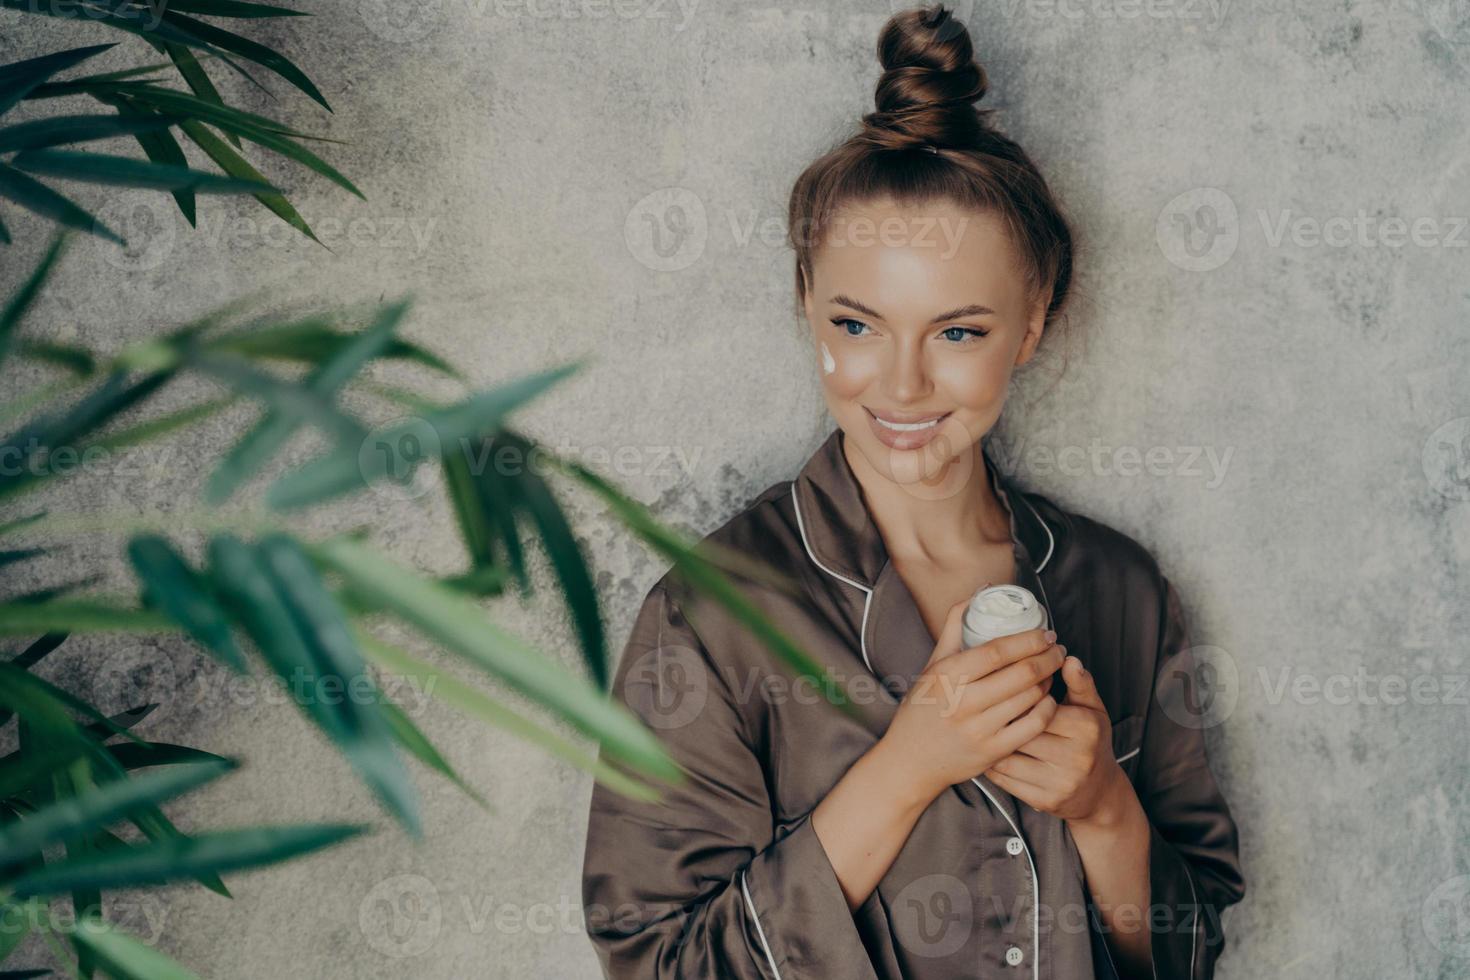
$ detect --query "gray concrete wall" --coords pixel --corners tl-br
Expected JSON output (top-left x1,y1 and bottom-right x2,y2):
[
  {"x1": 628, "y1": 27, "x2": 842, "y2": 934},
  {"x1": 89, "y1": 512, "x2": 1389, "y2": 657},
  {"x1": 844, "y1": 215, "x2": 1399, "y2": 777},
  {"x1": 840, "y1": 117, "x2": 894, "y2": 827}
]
[{"x1": 2, "y1": 1, "x2": 1468, "y2": 977}]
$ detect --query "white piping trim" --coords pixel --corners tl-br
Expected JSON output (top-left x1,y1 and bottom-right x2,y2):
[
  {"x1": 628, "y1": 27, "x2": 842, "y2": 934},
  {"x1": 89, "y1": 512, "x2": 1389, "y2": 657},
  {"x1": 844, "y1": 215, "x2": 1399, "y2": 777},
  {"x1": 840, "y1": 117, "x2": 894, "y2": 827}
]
[
  {"x1": 1113, "y1": 746, "x2": 1140, "y2": 764},
  {"x1": 740, "y1": 867, "x2": 784, "y2": 980},
  {"x1": 968, "y1": 776, "x2": 1040, "y2": 980},
  {"x1": 790, "y1": 483, "x2": 1040, "y2": 980},
  {"x1": 1016, "y1": 493, "x2": 1055, "y2": 573},
  {"x1": 790, "y1": 484, "x2": 876, "y2": 673}
]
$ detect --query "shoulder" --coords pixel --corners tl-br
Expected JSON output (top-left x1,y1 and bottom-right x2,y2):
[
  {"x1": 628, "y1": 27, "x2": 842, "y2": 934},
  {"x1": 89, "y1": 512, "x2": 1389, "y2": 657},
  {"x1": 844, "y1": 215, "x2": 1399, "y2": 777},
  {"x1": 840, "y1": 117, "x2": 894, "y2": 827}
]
[
  {"x1": 1019, "y1": 486, "x2": 1170, "y2": 602},
  {"x1": 646, "y1": 477, "x2": 808, "y2": 607}
]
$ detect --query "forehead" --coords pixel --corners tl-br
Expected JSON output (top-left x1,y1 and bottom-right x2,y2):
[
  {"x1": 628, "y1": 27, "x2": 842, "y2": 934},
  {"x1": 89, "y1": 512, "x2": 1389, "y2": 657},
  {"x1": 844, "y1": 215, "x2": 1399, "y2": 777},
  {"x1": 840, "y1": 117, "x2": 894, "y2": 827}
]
[{"x1": 810, "y1": 197, "x2": 1028, "y2": 315}]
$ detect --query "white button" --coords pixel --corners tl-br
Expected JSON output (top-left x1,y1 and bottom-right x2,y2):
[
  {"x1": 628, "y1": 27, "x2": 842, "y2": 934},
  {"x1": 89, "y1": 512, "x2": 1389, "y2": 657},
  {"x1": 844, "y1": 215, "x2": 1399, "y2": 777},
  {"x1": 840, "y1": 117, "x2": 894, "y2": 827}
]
[
  {"x1": 1005, "y1": 836, "x2": 1024, "y2": 856},
  {"x1": 1005, "y1": 945, "x2": 1024, "y2": 966}
]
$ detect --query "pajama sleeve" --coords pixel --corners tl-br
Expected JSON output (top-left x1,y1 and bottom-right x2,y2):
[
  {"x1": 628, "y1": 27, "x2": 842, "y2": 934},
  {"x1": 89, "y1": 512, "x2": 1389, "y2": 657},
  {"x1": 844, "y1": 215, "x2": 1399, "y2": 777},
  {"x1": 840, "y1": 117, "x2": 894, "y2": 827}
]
[
  {"x1": 1134, "y1": 574, "x2": 1248, "y2": 980},
  {"x1": 580, "y1": 582, "x2": 881, "y2": 980}
]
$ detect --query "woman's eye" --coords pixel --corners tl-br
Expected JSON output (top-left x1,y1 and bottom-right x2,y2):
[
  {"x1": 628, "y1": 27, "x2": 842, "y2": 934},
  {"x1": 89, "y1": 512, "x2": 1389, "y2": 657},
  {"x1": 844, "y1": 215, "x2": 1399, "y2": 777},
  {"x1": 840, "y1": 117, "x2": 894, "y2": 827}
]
[
  {"x1": 940, "y1": 325, "x2": 988, "y2": 343},
  {"x1": 832, "y1": 317, "x2": 870, "y2": 338}
]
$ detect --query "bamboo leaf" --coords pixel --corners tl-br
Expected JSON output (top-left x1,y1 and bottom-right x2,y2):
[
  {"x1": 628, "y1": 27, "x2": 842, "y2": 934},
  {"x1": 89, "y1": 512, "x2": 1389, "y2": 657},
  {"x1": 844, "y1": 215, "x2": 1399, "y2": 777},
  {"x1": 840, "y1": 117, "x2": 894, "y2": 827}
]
[
  {"x1": 311, "y1": 536, "x2": 682, "y2": 786},
  {"x1": 0, "y1": 44, "x2": 117, "y2": 117},
  {"x1": 178, "y1": 119, "x2": 317, "y2": 243},
  {"x1": 269, "y1": 361, "x2": 584, "y2": 510},
  {"x1": 101, "y1": 86, "x2": 361, "y2": 198},
  {"x1": 10, "y1": 149, "x2": 275, "y2": 194},
  {"x1": 0, "y1": 114, "x2": 177, "y2": 154},
  {"x1": 8, "y1": 823, "x2": 366, "y2": 897},
  {"x1": 255, "y1": 534, "x2": 420, "y2": 837},
  {"x1": 0, "y1": 601, "x2": 172, "y2": 636},
  {"x1": 0, "y1": 759, "x2": 235, "y2": 866},
  {"x1": 206, "y1": 301, "x2": 407, "y2": 504},
  {"x1": 357, "y1": 630, "x2": 659, "y2": 803},
  {"x1": 158, "y1": 11, "x2": 330, "y2": 110},
  {"x1": 379, "y1": 697, "x2": 488, "y2": 810},
  {"x1": 160, "y1": 41, "x2": 238, "y2": 151},
  {"x1": 138, "y1": 0, "x2": 308, "y2": 18},
  {"x1": 497, "y1": 432, "x2": 607, "y2": 688},
  {"x1": 126, "y1": 534, "x2": 247, "y2": 672},
  {"x1": 106, "y1": 741, "x2": 230, "y2": 771},
  {"x1": 0, "y1": 162, "x2": 119, "y2": 244},
  {"x1": 67, "y1": 918, "x2": 199, "y2": 980}
]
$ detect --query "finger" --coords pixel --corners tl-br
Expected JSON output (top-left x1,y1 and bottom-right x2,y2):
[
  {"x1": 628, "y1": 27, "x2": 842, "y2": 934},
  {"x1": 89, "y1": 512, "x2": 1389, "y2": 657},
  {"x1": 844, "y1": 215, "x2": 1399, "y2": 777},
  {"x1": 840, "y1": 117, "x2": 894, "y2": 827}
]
[
  {"x1": 987, "y1": 689, "x2": 1059, "y2": 758},
  {"x1": 926, "y1": 596, "x2": 975, "y2": 667},
  {"x1": 941, "y1": 626, "x2": 1057, "y2": 684},
  {"x1": 983, "y1": 767, "x2": 1048, "y2": 804},
  {"x1": 1061, "y1": 655, "x2": 1108, "y2": 714},
  {"x1": 958, "y1": 646, "x2": 1065, "y2": 716},
  {"x1": 987, "y1": 751, "x2": 1057, "y2": 786},
  {"x1": 970, "y1": 677, "x2": 1051, "y2": 729},
  {"x1": 1007, "y1": 731, "x2": 1071, "y2": 763}
]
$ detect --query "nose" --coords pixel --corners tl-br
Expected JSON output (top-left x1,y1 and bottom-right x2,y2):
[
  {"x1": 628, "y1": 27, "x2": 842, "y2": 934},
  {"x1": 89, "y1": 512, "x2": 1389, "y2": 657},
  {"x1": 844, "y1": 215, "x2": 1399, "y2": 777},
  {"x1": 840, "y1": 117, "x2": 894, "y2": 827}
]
[{"x1": 883, "y1": 338, "x2": 932, "y2": 403}]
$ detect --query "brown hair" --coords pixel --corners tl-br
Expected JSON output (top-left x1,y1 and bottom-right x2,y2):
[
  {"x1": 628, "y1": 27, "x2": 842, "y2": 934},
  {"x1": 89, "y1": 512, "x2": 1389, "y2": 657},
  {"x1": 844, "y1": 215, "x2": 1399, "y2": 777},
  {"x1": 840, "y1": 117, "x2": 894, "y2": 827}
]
[{"x1": 787, "y1": 4, "x2": 1075, "y2": 337}]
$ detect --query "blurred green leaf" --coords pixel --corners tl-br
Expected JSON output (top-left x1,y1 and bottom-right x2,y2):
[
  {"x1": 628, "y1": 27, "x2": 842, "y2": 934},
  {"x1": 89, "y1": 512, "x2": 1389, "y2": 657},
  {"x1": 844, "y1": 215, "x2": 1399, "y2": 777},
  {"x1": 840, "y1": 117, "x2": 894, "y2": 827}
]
[
  {"x1": 269, "y1": 361, "x2": 584, "y2": 510},
  {"x1": 68, "y1": 917, "x2": 199, "y2": 980},
  {"x1": 0, "y1": 601, "x2": 172, "y2": 635},
  {"x1": 0, "y1": 114, "x2": 177, "y2": 154},
  {"x1": 379, "y1": 698, "x2": 488, "y2": 810},
  {"x1": 255, "y1": 533, "x2": 420, "y2": 837},
  {"x1": 9, "y1": 823, "x2": 367, "y2": 897},
  {"x1": 127, "y1": 534, "x2": 248, "y2": 672},
  {"x1": 6, "y1": 247, "x2": 93, "y2": 369},
  {"x1": 558, "y1": 456, "x2": 859, "y2": 719},
  {"x1": 206, "y1": 301, "x2": 407, "y2": 504},
  {"x1": 177, "y1": 119, "x2": 316, "y2": 243},
  {"x1": 209, "y1": 317, "x2": 460, "y2": 379},
  {"x1": 0, "y1": 759, "x2": 235, "y2": 866},
  {"x1": 357, "y1": 630, "x2": 659, "y2": 804},
  {"x1": 0, "y1": 162, "x2": 118, "y2": 244},
  {"x1": 10, "y1": 150, "x2": 275, "y2": 194},
  {"x1": 158, "y1": 11, "x2": 329, "y2": 110},
  {"x1": 312, "y1": 535, "x2": 682, "y2": 787},
  {"x1": 0, "y1": 44, "x2": 116, "y2": 117}
]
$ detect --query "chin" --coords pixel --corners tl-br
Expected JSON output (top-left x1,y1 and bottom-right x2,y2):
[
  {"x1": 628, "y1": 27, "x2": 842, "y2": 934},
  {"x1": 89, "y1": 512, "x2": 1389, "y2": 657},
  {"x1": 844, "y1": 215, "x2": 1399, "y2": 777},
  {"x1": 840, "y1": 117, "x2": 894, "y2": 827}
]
[{"x1": 843, "y1": 411, "x2": 983, "y2": 493}]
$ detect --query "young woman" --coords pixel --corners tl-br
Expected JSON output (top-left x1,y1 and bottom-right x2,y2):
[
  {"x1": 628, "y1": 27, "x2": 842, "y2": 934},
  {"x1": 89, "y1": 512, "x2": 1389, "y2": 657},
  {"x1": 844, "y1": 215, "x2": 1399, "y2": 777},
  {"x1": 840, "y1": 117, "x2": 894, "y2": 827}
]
[{"x1": 582, "y1": 6, "x2": 1245, "y2": 978}]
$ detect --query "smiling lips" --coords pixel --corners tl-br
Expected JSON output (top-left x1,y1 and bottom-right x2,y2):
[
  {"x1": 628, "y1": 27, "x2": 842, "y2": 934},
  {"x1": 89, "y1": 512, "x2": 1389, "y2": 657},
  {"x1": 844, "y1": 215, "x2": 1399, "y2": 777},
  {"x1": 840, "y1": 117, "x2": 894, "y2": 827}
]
[{"x1": 865, "y1": 407, "x2": 951, "y2": 450}]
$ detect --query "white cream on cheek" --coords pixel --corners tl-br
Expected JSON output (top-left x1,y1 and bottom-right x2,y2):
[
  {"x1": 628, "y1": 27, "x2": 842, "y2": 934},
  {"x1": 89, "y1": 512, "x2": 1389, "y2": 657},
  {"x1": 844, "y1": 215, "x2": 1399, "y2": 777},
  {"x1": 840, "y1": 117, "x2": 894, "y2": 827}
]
[{"x1": 820, "y1": 341, "x2": 836, "y2": 376}]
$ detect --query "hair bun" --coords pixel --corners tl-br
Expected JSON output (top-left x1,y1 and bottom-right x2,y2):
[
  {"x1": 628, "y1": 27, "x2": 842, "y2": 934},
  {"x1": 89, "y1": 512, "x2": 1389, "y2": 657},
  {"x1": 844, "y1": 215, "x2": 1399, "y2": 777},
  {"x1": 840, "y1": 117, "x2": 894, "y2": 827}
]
[{"x1": 861, "y1": 4, "x2": 992, "y2": 152}]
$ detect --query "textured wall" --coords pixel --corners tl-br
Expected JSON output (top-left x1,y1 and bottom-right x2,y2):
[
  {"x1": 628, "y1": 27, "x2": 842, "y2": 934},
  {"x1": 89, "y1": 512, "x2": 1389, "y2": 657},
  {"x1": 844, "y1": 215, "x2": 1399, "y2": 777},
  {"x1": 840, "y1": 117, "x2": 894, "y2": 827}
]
[{"x1": 2, "y1": 1, "x2": 1468, "y2": 977}]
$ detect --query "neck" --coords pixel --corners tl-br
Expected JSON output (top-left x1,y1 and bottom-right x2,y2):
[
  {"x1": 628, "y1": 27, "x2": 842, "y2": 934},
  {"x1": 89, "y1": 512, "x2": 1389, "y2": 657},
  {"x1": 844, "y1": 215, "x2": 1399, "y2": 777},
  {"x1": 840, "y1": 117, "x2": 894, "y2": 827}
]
[{"x1": 841, "y1": 431, "x2": 1011, "y2": 566}]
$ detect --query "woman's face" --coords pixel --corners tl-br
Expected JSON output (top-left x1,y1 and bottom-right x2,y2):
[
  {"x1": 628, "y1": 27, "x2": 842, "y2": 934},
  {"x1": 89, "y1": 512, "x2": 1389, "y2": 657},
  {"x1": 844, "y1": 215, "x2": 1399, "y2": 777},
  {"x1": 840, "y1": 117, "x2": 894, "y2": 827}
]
[{"x1": 802, "y1": 196, "x2": 1047, "y2": 491}]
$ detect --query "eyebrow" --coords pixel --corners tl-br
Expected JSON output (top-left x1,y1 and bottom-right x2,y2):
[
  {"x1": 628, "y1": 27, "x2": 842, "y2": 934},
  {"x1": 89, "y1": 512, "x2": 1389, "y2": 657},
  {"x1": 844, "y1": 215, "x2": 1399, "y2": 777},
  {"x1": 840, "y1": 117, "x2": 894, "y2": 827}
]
[{"x1": 829, "y1": 294, "x2": 996, "y2": 324}]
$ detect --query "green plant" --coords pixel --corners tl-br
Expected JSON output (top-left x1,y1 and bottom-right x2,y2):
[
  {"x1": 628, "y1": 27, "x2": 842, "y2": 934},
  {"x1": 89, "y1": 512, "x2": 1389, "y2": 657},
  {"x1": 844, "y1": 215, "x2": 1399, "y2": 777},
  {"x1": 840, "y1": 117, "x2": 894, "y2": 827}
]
[
  {"x1": 0, "y1": 1, "x2": 359, "y2": 246},
  {"x1": 0, "y1": 235, "x2": 851, "y2": 976}
]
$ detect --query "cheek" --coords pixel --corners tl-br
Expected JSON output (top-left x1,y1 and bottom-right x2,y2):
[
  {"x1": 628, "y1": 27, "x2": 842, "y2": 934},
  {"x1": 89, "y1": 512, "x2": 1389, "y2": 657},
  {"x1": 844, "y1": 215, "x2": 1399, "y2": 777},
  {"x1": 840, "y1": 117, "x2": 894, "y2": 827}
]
[
  {"x1": 817, "y1": 340, "x2": 882, "y2": 399},
  {"x1": 931, "y1": 351, "x2": 1011, "y2": 410}
]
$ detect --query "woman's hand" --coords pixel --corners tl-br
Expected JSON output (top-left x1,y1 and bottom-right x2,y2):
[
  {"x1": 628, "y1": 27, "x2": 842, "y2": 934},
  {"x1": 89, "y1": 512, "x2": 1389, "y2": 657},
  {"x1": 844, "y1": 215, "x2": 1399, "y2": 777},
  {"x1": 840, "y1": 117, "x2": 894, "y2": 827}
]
[
  {"x1": 877, "y1": 597, "x2": 1064, "y2": 808},
  {"x1": 981, "y1": 654, "x2": 1131, "y2": 826}
]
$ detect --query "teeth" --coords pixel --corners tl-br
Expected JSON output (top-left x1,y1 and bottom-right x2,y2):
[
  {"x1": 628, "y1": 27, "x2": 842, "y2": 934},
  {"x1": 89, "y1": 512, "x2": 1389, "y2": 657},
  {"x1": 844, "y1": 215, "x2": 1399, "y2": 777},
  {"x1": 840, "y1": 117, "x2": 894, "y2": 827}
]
[{"x1": 873, "y1": 414, "x2": 943, "y2": 431}]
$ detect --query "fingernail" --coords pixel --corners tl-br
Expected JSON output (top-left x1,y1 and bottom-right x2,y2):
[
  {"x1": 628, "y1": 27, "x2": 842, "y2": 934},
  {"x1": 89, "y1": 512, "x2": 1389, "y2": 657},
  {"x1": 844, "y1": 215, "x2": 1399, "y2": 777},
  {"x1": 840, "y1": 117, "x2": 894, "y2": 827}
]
[{"x1": 1043, "y1": 629, "x2": 1057, "y2": 644}]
